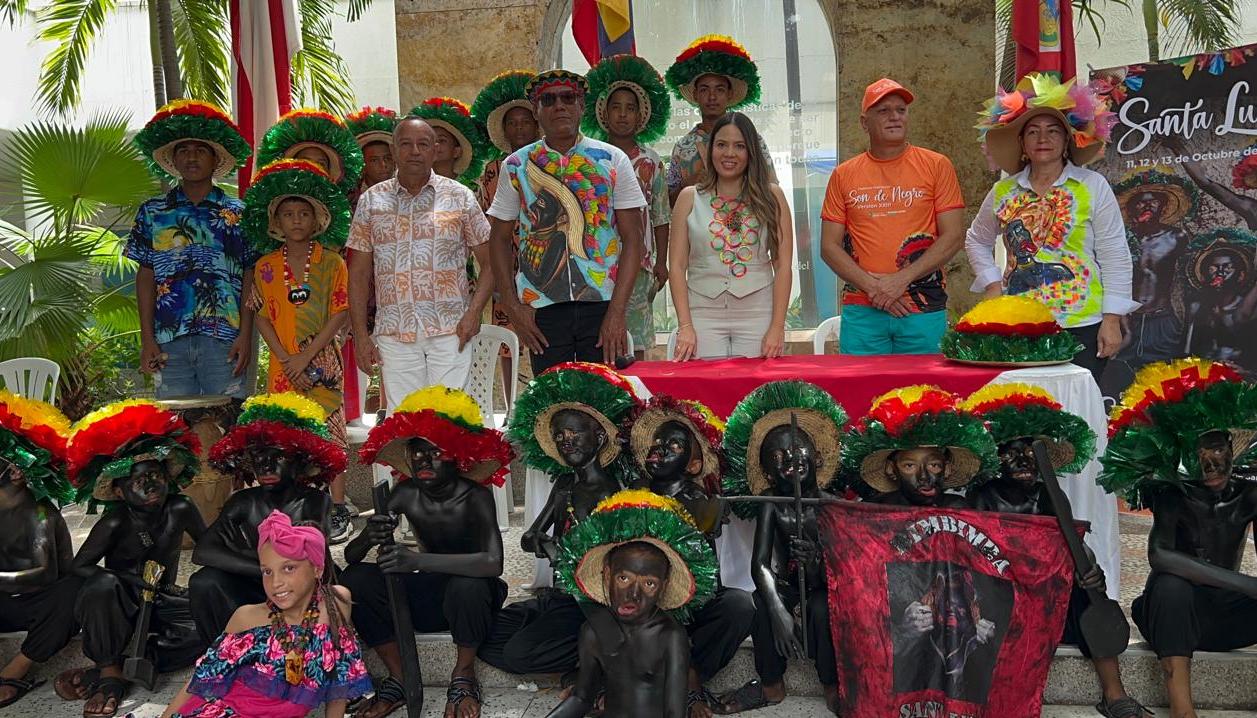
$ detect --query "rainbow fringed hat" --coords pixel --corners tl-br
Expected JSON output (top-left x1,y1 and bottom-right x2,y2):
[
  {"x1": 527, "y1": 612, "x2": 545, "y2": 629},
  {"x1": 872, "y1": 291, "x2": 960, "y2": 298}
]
[
  {"x1": 0, "y1": 391, "x2": 73, "y2": 506},
  {"x1": 1101, "y1": 358, "x2": 1257, "y2": 508},
  {"x1": 68, "y1": 400, "x2": 201, "y2": 503},
  {"x1": 242, "y1": 159, "x2": 352, "y2": 252},
  {"x1": 209, "y1": 392, "x2": 346, "y2": 487},
  {"x1": 256, "y1": 109, "x2": 364, "y2": 191},
  {"x1": 555, "y1": 489, "x2": 717, "y2": 618},
  {"x1": 472, "y1": 70, "x2": 537, "y2": 157},
  {"x1": 941, "y1": 295, "x2": 1083, "y2": 364},
  {"x1": 977, "y1": 73, "x2": 1117, "y2": 174},
  {"x1": 133, "y1": 100, "x2": 251, "y2": 180},
  {"x1": 508, "y1": 362, "x2": 642, "y2": 475},
  {"x1": 344, "y1": 106, "x2": 399, "y2": 149},
  {"x1": 409, "y1": 97, "x2": 490, "y2": 185},
  {"x1": 359, "y1": 386, "x2": 514, "y2": 486},
  {"x1": 842, "y1": 386, "x2": 998, "y2": 494},
  {"x1": 583, "y1": 54, "x2": 671, "y2": 144},
  {"x1": 960, "y1": 383, "x2": 1095, "y2": 474},
  {"x1": 625, "y1": 395, "x2": 725, "y2": 495},
  {"x1": 665, "y1": 35, "x2": 761, "y2": 109}
]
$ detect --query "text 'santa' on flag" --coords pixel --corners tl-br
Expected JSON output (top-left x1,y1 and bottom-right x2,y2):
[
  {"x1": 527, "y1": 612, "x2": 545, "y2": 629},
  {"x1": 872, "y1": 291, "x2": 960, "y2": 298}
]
[{"x1": 820, "y1": 501, "x2": 1077, "y2": 717}]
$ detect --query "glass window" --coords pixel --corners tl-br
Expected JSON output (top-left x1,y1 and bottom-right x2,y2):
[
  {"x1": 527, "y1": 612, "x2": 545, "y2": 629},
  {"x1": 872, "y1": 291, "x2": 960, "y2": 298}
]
[{"x1": 558, "y1": 0, "x2": 838, "y2": 336}]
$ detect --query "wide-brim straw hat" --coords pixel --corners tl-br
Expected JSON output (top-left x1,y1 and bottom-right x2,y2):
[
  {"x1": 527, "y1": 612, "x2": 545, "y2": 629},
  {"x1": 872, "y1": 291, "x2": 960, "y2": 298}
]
[
  {"x1": 536, "y1": 403, "x2": 621, "y2": 468},
  {"x1": 985, "y1": 106, "x2": 1102, "y2": 175},
  {"x1": 747, "y1": 408, "x2": 841, "y2": 495},
  {"x1": 629, "y1": 403, "x2": 721, "y2": 487},
  {"x1": 574, "y1": 535, "x2": 695, "y2": 611},
  {"x1": 859, "y1": 445, "x2": 983, "y2": 494}
]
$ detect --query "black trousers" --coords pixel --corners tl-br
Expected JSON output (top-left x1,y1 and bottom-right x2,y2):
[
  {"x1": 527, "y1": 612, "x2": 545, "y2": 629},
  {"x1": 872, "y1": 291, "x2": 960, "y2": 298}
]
[
  {"x1": 1132, "y1": 572, "x2": 1257, "y2": 659},
  {"x1": 530, "y1": 301, "x2": 610, "y2": 375},
  {"x1": 478, "y1": 591, "x2": 585, "y2": 675},
  {"x1": 340, "y1": 563, "x2": 506, "y2": 649},
  {"x1": 0, "y1": 585, "x2": 79, "y2": 662},
  {"x1": 1059, "y1": 585, "x2": 1099, "y2": 659},
  {"x1": 189, "y1": 567, "x2": 267, "y2": 644},
  {"x1": 687, "y1": 586, "x2": 756, "y2": 682},
  {"x1": 1068, "y1": 323, "x2": 1108, "y2": 385},
  {"x1": 750, "y1": 588, "x2": 836, "y2": 686}
]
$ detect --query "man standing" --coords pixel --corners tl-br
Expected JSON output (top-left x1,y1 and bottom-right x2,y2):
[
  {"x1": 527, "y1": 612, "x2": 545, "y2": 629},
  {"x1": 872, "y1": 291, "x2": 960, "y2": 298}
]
[
  {"x1": 819, "y1": 79, "x2": 965, "y2": 355},
  {"x1": 347, "y1": 117, "x2": 493, "y2": 407},
  {"x1": 665, "y1": 35, "x2": 776, "y2": 205},
  {"x1": 128, "y1": 101, "x2": 255, "y2": 398},
  {"x1": 486, "y1": 70, "x2": 646, "y2": 372}
]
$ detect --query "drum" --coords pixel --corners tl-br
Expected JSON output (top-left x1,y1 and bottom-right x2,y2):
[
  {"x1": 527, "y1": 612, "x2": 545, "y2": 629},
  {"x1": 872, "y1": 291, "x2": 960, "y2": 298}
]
[{"x1": 158, "y1": 395, "x2": 238, "y2": 546}]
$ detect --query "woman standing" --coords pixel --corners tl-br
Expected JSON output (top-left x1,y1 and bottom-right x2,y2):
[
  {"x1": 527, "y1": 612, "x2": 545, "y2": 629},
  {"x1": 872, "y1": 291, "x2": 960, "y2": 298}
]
[
  {"x1": 965, "y1": 74, "x2": 1138, "y2": 381},
  {"x1": 670, "y1": 112, "x2": 792, "y2": 361}
]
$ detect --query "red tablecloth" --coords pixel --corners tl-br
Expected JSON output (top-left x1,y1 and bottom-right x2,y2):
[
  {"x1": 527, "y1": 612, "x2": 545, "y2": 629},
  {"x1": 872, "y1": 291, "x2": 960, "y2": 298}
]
[{"x1": 622, "y1": 354, "x2": 1006, "y2": 420}]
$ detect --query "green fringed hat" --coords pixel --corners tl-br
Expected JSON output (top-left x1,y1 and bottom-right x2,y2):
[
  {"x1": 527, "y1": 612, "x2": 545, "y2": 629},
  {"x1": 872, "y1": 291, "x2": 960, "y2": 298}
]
[
  {"x1": 722, "y1": 381, "x2": 846, "y2": 518},
  {"x1": 842, "y1": 385, "x2": 998, "y2": 495},
  {"x1": 256, "y1": 109, "x2": 364, "y2": 191},
  {"x1": 666, "y1": 35, "x2": 762, "y2": 110},
  {"x1": 209, "y1": 392, "x2": 347, "y2": 487},
  {"x1": 0, "y1": 391, "x2": 74, "y2": 507},
  {"x1": 344, "y1": 106, "x2": 399, "y2": 149},
  {"x1": 583, "y1": 54, "x2": 671, "y2": 144},
  {"x1": 1101, "y1": 358, "x2": 1257, "y2": 509},
  {"x1": 942, "y1": 295, "x2": 1083, "y2": 364},
  {"x1": 555, "y1": 489, "x2": 717, "y2": 619},
  {"x1": 134, "y1": 99, "x2": 251, "y2": 181},
  {"x1": 67, "y1": 400, "x2": 201, "y2": 504},
  {"x1": 472, "y1": 70, "x2": 537, "y2": 157},
  {"x1": 243, "y1": 159, "x2": 352, "y2": 253},
  {"x1": 508, "y1": 362, "x2": 642, "y2": 475},
  {"x1": 1114, "y1": 169, "x2": 1198, "y2": 227},
  {"x1": 959, "y1": 383, "x2": 1095, "y2": 474},
  {"x1": 410, "y1": 97, "x2": 491, "y2": 185}
]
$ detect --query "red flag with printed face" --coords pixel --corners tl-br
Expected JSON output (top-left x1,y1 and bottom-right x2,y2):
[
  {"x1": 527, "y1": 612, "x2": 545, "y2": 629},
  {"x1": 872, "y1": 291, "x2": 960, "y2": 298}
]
[{"x1": 820, "y1": 501, "x2": 1076, "y2": 717}]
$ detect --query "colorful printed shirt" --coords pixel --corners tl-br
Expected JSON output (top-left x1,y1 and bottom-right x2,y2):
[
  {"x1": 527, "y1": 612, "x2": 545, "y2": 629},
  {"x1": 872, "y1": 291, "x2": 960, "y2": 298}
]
[
  {"x1": 125, "y1": 186, "x2": 257, "y2": 345},
  {"x1": 172, "y1": 622, "x2": 372, "y2": 718},
  {"x1": 487, "y1": 135, "x2": 647, "y2": 308},
  {"x1": 820, "y1": 145, "x2": 965, "y2": 312},
  {"x1": 346, "y1": 174, "x2": 490, "y2": 341},
  {"x1": 665, "y1": 123, "x2": 776, "y2": 195},
  {"x1": 964, "y1": 163, "x2": 1139, "y2": 328},
  {"x1": 628, "y1": 145, "x2": 671, "y2": 269}
]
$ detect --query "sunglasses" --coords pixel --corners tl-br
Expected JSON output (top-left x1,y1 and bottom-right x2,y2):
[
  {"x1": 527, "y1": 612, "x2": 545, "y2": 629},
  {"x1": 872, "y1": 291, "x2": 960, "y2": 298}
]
[{"x1": 538, "y1": 91, "x2": 580, "y2": 107}]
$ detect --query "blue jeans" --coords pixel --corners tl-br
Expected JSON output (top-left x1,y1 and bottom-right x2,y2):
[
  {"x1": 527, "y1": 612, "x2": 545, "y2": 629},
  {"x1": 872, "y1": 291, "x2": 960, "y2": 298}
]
[
  {"x1": 838, "y1": 304, "x2": 947, "y2": 355},
  {"x1": 157, "y1": 334, "x2": 246, "y2": 399}
]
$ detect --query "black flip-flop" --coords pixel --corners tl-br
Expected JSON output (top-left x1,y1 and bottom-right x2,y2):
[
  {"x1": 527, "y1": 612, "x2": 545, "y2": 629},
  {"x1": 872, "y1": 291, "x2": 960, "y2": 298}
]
[
  {"x1": 83, "y1": 676, "x2": 128, "y2": 718},
  {"x1": 353, "y1": 676, "x2": 405, "y2": 717},
  {"x1": 1096, "y1": 696, "x2": 1155, "y2": 718},
  {"x1": 0, "y1": 677, "x2": 44, "y2": 708},
  {"x1": 55, "y1": 667, "x2": 101, "y2": 701},
  {"x1": 714, "y1": 680, "x2": 782, "y2": 714}
]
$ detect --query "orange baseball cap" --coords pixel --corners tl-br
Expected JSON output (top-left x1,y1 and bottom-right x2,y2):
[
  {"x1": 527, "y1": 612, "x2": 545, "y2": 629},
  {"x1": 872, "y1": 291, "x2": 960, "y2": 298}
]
[{"x1": 861, "y1": 78, "x2": 915, "y2": 113}]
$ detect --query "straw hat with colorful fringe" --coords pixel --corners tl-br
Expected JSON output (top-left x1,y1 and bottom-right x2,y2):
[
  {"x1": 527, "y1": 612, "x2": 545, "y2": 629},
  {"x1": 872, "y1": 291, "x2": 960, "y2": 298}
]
[
  {"x1": 721, "y1": 380, "x2": 846, "y2": 518},
  {"x1": 842, "y1": 386, "x2": 998, "y2": 495},
  {"x1": 959, "y1": 383, "x2": 1095, "y2": 474},
  {"x1": 256, "y1": 109, "x2": 364, "y2": 191},
  {"x1": 665, "y1": 35, "x2": 761, "y2": 109},
  {"x1": 209, "y1": 392, "x2": 346, "y2": 487},
  {"x1": 525, "y1": 70, "x2": 589, "y2": 103},
  {"x1": 976, "y1": 73, "x2": 1117, "y2": 175},
  {"x1": 133, "y1": 99, "x2": 251, "y2": 181},
  {"x1": 472, "y1": 70, "x2": 537, "y2": 157},
  {"x1": 555, "y1": 489, "x2": 717, "y2": 619},
  {"x1": 508, "y1": 362, "x2": 642, "y2": 476},
  {"x1": 1101, "y1": 358, "x2": 1257, "y2": 509},
  {"x1": 941, "y1": 295, "x2": 1083, "y2": 364},
  {"x1": 409, "y1": 97, "x2": 491, "y2": 185},
  {"x1": 0, "y1": 391, "x2": 74, "y2": 506},
  {"x1": 625, "y1": 396, "x2": 725, "y2": 495},
  {"x1": 242, "y1": 159, "x2": 352, "y2": 253},
  {"x1": 344, "y1": 106, "x2": 399, "y2": 149},
  {"x1": 68, "y1": 400, "x2": 201, "y2": 504},
  {"x1": 583, "y1": 54, "x2": 671, "y2": 144},
  {"x1": 359, "y1": 386, "x2": 515, "y2": 486}
]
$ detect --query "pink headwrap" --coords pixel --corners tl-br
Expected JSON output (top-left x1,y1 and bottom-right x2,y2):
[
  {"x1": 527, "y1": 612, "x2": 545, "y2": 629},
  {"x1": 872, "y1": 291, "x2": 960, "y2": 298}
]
[{"x1": 257, "y1": 510, "x2": 326, "y2": 572}]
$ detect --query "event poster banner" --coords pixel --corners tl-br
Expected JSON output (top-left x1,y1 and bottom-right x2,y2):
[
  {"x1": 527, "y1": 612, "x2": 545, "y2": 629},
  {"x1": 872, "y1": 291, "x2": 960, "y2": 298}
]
[
  {"x1": 820, "y1": 501, "x2": 1075, "y2": 717},
  {"x1": 1090, "y1": 45, "x2": 1257, "y2": 397}
]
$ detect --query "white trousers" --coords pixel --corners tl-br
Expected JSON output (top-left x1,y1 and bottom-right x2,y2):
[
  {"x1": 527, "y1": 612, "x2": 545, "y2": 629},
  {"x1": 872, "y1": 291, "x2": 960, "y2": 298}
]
[{"x1": 690, "y1": 287, "x2": 774, "y2": 359}]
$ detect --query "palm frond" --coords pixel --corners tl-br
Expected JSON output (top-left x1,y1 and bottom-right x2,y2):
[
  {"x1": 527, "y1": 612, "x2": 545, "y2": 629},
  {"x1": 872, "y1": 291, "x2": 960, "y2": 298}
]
[
  {"x1": 35, "y1": 0, "x2": 119, "y2": 116},
  {"x1": 90, "y1": 287, "x2": 140, "y2": 335},
  {"x1": 1, "y1": 0, "x2": 29, "y2": 26},
  {"x1": 345, "y1": 0, "x2": 377, "y2": 21},
  {"x1": 81, "y1": 226, "x2": 135, "y2": 284},
  {"x1": 0, "y1": 233, "x2": 97, "y2": 356},
  {"x1": 172, "y1": 0, "x2": 230, "y2": 108},
  {"x1": 1158, "y1": 0, "x2": 1240, "y2": 56},
  {"x1": 292, "y1": 0, "x2": 357, "y2": 115}
]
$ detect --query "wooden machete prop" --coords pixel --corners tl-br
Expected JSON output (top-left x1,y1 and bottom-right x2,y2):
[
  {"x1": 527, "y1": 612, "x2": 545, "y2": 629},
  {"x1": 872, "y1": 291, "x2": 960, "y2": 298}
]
[
  {"x1": 373, "y1": 481, "x2": 425, "y2": 717},
  {"x1": 1032, "y1": 439, "x2": 1130, "y2": 659},
  {"x1": 122, "y1": 560, "x2": 165, "y2": 690}
]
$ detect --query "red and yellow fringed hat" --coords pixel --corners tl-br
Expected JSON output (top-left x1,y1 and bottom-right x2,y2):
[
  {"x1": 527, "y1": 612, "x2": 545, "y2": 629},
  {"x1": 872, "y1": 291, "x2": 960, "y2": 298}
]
[
  {"x1": 209, "y1": 392, "x2": 346, "y2": 487},
  {"x1": 133, "y1": 99, "x2": 251, "y2": 180},
  {"x1": 256, "y1": 108, "x2": 364, "y2": 191},
  {"x1": 959, "y1": 383, "x2": 1095, "y2": 474},
  {"x1": 359, "y1": 386, "x2": 514, "y2": 486},
  {"x1": 345, "y1": 106, "x2": 399, "y2": 149},
  {"x1": 665, "y1": 35, "x2": 761, "y2": 109},
  {"x1": 625, "y1": 395, "x2": 725, "y2": 495},
  {"x1": 68, "y1": 400, "x2": 201, "y2": 503},
  {"x1": 0, "y1": 391, "x2": 74, "y2": 506},
  {"x1": 941, "y1": 295, "x2": 1083, "y2": 365},
  {"x1": 409, "y1": 97, "x2": 490, "y2": 184}
]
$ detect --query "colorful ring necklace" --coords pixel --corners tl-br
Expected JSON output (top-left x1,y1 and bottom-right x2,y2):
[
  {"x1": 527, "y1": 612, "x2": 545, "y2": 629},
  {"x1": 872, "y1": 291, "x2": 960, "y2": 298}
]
[
  {"x1": 283, "y1": 240, "x2": 314, "y2": 305},
  {"x1": 707, "y1": 194, "x2": 761, "y2": 279}
]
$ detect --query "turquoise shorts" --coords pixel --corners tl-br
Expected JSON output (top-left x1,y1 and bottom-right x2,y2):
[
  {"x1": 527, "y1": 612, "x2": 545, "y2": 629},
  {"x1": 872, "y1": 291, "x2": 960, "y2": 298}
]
[{"x1": 838, "y1": 304, "x2": 947, "y2": 355}]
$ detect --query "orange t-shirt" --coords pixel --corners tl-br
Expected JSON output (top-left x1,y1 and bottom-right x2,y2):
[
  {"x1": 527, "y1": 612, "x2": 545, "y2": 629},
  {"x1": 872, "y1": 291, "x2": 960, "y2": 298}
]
[{"x1": 820, "y1": 145, "x2": 964, "y2": 311}]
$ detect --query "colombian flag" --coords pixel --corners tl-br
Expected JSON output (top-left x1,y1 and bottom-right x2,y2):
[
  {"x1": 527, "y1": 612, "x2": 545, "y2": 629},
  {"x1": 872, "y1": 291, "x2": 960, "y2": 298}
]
[
  {"x1": 572, "y1": 0, "x2": 636, "y2": 65},
  {"x1": 1013, "y1": 0, "x2": 1076, "y2": 81}
]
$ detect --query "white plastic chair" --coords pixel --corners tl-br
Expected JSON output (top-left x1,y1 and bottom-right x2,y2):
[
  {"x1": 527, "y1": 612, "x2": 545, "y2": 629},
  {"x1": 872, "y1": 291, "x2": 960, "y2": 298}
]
[
  {"x1": 665, "y1": 329, "x2": 678, "y2": 361},
  {"x1": 0, "y1": 357, "x2": 60, "y2": 403},
  {"x1": 625, "y1": 331, "x2": 634, "y2": 356},
  {"x1": 344, "y1": 367, "x2": 374, "y2": 446},
  {"x1": 462, "y1": 325, "x2": 520, "y2": 529},
  {"x1": 812, "y1": 316, "x2": 843, "y2": 355}
]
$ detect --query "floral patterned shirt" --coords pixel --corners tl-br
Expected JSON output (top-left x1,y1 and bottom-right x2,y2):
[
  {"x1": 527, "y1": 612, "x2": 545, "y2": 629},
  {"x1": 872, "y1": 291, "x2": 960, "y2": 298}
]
[{"x1": 125, "y1": 186, "x2": 258, "y2": 345}]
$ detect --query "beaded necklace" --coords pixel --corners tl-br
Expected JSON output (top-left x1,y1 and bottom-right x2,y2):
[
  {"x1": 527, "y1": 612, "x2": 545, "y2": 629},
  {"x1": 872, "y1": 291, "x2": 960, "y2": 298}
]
[
  {"x1": 707, "y1": 193, "x2": 761, "y2": 279},
  {"x1": 283, "y1": 240, "x2": 314, "y2": 305},
  {"x1": 267, "y1": 590, "x2": 321, "y2": 685}
]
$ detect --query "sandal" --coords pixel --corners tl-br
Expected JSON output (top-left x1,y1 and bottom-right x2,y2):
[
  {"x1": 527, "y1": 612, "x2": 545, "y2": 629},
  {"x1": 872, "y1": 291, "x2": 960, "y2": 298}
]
[
  {"x1": 55, "y1": 667, "x2": 101, "y2": 701},
  {"x1": 0, "y1": 676, "x2": 44, "y2": 708},
  {"x1": 714, "y1": 680, "x2": 782, "y2": 714},
  {"x1": 1096, "y1": 696, "x2": 1155, "y2": 718},
  {"x1": 352, "y1": 676, "x2": 405, "y2": 717},
  {"x1": 83, "y1": 676, "x2": 128, "y2": 718},
  {"x1": 688, "y1": 687, "x2": 717, "y2": 717},
  {"x1": 445, "y1": 676, "x2": 482, "y2": 717}
]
